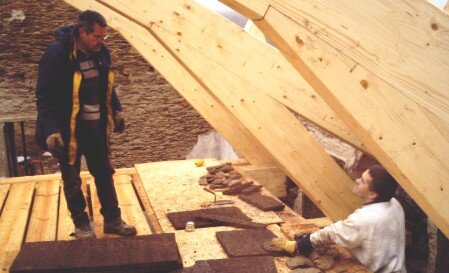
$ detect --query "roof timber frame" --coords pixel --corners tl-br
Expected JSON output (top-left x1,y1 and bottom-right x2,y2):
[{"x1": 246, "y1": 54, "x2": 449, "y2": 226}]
[
  {"x1": 64, "y1": 0, "x2": 363, "y2": 221},
  {"x1": 70, "y1": 2, "x2": 370, "y2": 153},
  {"x1": 219, "y1": 0, "x2": 449, "y2": 237}
]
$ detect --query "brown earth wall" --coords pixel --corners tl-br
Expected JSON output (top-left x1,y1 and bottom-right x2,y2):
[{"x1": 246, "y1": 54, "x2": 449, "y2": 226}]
[{"x1": 0, "y1": 0, "x2": 212, "y2": 168}]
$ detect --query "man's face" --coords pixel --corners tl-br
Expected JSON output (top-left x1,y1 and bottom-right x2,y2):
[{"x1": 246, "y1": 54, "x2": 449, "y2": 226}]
[
  {"x1": 79, "y1": 23, "x2": 107, "y2": 53},
  {"x1": 353, "y1": 170, "x2": 378, "y2": 204}
]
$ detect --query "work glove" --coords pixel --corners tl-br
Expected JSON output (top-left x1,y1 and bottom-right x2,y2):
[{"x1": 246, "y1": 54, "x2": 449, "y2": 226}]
[
  {"x1": 113, "y1": 111, "x2": 125, "y2": 133},
  {"x1": 46, "y1": 132, "x2": 64, "y2": 156},
  {"x1": 263, "y1": 237, "x2": 297, "y2": 254}
]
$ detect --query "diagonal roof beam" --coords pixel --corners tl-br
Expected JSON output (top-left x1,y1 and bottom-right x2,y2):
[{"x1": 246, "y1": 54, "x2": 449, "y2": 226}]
[
  {"x1": 65, "y1": 0, "x2": 364, "y2": 220},
  {"x1": 219, "y1": 0, "x2": 449, "y2": 238},
  {"x1": 64, "y1": 0, "x2": 274, "y2": 165}
]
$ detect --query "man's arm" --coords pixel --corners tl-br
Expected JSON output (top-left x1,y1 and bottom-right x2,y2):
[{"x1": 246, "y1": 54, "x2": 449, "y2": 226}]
[
  {"x1": 309, "y1": 211, "x2": 366, "y2": 249},
  {"x1": 36, "y1": 45, "x2": 62, "y2": 139}
]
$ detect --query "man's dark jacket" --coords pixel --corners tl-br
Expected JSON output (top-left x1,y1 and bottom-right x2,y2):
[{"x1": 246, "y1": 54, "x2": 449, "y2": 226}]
[{"x1": 35, "y1": 24, "x2": 122, "y2": 154}]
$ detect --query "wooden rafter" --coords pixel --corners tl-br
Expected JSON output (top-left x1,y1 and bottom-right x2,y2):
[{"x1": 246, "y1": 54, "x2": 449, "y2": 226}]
[
  {"x1": 64, "y1": 0, "x2": 363, "y2": 221},
  {"x1": 219, "y1": 0, "x2": 449, "y2": 238},
  {"x1": 63, "y1": 0, "x2": 275, "y2": 165},
  {"x1": 84, "y1": 0, "x2": 369, "y2": 153}
]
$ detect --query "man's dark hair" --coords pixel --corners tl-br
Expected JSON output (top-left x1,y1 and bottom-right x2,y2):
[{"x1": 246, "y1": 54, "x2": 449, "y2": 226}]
[
  {"x1": 77, "y1": 10, "x2": 107, "y2": 34},
  {"x1": 368, "y1": 164, "x2": 398, "y2": 202}
]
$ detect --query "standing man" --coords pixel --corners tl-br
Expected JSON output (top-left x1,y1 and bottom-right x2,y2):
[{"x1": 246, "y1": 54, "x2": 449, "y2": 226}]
[
  {"x1": 35, "y1": 10, "x2": 136, "y2": 239},
  {"x1": 268, "y1": 165, "x2": 406, "y2": 272}
]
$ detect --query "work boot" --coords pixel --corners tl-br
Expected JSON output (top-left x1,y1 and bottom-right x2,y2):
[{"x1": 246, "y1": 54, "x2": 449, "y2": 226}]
[
  {"x1": 104, "y1": 219, "x2": 137, "y2": 236},
  {"x1": 74, "y1": 222, "x2": 96, "y2": 239}
]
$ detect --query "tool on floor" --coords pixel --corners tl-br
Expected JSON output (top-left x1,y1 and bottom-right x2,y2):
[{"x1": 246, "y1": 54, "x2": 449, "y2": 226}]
[{"x1": 203, "y1": 186, "x2": 234, "y2": 205}]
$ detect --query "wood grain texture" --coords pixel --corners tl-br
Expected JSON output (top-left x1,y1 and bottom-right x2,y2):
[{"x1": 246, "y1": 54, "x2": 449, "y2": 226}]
[
  {"x1": 90, "y1": 0, "x2": 361, "y2": 221},
  {"x1": 0, "y1": 183, "x2": 35, "y2": 272},
  {"x1": 25, "y1": 180, "x2": 60, "y2": 242},
  {"x1": 63, "y1": 0, "x2": 274, "y2": 165},
  {"x1": 253, "y1": 5, "x2": 449, "y2": 237}
]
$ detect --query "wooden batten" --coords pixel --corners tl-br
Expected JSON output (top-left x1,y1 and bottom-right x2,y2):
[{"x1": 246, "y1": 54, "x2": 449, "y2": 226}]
[{"x1": 216, "y1": 1, "x2": 449, "y2": 237}]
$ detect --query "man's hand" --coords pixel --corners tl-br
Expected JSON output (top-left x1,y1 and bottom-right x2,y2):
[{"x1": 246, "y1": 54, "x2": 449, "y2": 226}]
[
  {"x1": 263, "y1": 237, "x2": 297, "y2": 254},
  {"x1": 46, "y1": 132, "x2": 64, "y2": 156},
  {"x1": 113, "y1": 111, "x2": 125, "y2": 133}
]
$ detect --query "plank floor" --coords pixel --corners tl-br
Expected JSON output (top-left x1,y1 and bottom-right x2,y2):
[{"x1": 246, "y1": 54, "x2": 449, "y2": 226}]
[
  {"x1": 0, "y1": 168, "x2": 153, "y2": 272},
  {"x1": 0, "y1": 160, "x2": 368, "y2": 273}
]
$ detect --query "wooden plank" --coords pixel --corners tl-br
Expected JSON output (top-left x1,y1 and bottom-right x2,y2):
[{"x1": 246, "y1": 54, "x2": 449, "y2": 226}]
[
  {"x1": 135, "y1": 159, "x2": 283, "y2": 231},
  {"x1": 112, "y1": 175, "x2": 151, "y2": 235},
  {"x1": 0, "y1": 167, "x2": 136, "y2": 185},
  {"x1": 25, "y1": 180, "x2": 60, "y2": 242},
  {"x1": 64, "y1": 0, "x2": 274, "y2": 165},
  {"x1": 131, "y1": 173, "x2": 163, "y2": 234},
  {"x1": 97, "y1": 0, "x2": 367, "y2": 153},
  {"x1": 57, "y1": 178, "x2": 90, "y2": 240},
  {"x1": 90, "y1": 0, "x2": 361, "y2": 221},
  {"x1": 57, "y1": 181, "x2": 75, "y2": 240},
  {"x1": 235, "y1": 164, "x2": 287, "y2": 197},
  {"x1": 0, "y1": 183, "x2": 35, "y2": 272},
  {"x1": 0, "y1": 184, "x2": 10, "y2": 212},
  {"x1": 234, "y1": 5, "x2": 449, "y2": 237},
  {"x1": 89, "y1": 178, "x2": 110, "y2": 238},
  {"x1": 90, "y1": 174, "x2": 151, "y2": 238}
]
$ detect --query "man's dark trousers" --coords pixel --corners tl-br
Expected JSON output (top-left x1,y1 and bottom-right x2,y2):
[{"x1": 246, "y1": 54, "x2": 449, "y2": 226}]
[{"x1": 57, "y1": 122, "x2": 121, "y2": 227}]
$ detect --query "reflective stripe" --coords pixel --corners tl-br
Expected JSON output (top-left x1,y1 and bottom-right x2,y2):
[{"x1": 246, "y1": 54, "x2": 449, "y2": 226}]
[
  {"x1": 81, "y1": 112, "x2": 101, "y2": 120},
  {"x1": 82, "y1": 104, "x2": 100, "y2": 112},
  {"x1": 68, "y1": 71, "x2": 82, "y2": 165},
  {"x1": 79, "y1": 60, "x2": 96, "y2": 70},
  {"x1": 81, "y1": 68, "x2": 99, "y2": 79}
]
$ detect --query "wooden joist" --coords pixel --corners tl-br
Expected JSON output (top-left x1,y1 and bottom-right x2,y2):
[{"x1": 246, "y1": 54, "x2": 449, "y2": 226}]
[{"x1": 219, "y1": 0, "x2": 449, "y2": 237}]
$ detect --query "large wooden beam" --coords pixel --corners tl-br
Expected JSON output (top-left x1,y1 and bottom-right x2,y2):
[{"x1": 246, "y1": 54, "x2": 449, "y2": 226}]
[
  {"x1": 64, "y1": 0, "x2": 274, "y2": 165},
  {"x1": 67, "y1": 0, "x2": 363, "y2": 221},
  {"x1": 223, "y1": 0, "x2": 449, "y2": 127},
  {"x1": 219, "y1": 0, "x2": 449, "y2": 237},
  {"x1": 94, "y1": 0, "x2": 368, "y2": 153}
]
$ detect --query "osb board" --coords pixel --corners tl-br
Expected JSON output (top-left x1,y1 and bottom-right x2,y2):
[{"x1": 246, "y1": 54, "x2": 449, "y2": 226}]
[{"x1": 135, "y1": 159, "x2": 282, "y2": 232}]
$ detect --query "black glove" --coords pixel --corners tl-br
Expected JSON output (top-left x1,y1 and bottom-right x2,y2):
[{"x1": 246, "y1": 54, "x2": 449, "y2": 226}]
[{"x1": 113, "y1": 111, "x2": 125, "y2": 133}]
